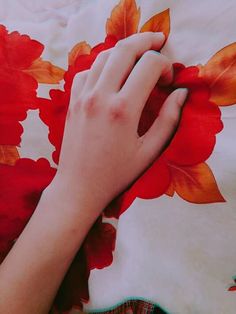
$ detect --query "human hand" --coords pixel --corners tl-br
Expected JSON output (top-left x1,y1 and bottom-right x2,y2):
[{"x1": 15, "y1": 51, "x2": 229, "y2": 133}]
[
  {"x1": 0, "y1": 32, "x2": 188, "y2": 314},
  {"x1": 50, "y1": 32, "x2": 188, "y2": 213}
]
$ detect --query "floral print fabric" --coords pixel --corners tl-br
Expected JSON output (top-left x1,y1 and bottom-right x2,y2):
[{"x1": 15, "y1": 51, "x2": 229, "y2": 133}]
[{"x1": 0, "y1": 0, "x2": 236, "y2": 313}]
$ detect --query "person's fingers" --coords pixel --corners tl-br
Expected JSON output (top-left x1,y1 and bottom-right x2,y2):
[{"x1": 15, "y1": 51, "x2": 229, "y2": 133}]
[
  {"x1": 139, "y1": 88, "x2": 188, "y2": 164},
  {"x1": 69, "y1": 70, "x2": 89, "y2": 110},
  {"x1": 95, "y1": 32, "x2": 165, "y2": 92},
  {"x1": 119, "y1": 51, "x2": 173, "y2": 121},
  {"x1": 84, "y1": 49, "x2": 113, "y2": 89}
]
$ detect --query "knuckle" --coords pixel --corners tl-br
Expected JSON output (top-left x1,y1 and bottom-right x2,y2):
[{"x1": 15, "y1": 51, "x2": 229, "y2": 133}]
[
  {"x1": 141, "y1": 50, "x2": 158, "y2": 64},
  {"x1": 115, "y1": 40, "x2": 133, "y2": 52},
  {"x1": 161, "y1": 57, "x2": 173, "y2": 76},
  {"x1": 82, "y1": 89, "x2": 102, "y2": 116},
  {"x1": 108, "y1": 105, "x2": 127, "y2": 122},
  {"x1": 144, "y1": 50, "x2": 170, "y2": 67},
  {"x1": 108, "y1": 95, "x2": 128, "y2": 121},
  {"x1": 85, "y1": 89, "x2": 102, "y2": 104},
  {"x1": 143, "y1": 51, "x2": 173, "y2": 82},
  {"x1": 143, "y1": 50, "x2": 159, "y2": 59}
]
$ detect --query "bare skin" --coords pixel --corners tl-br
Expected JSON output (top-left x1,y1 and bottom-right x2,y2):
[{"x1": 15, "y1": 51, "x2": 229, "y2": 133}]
[{"x1": 0, "y1": 32, "x2": 188, "y2": 314}]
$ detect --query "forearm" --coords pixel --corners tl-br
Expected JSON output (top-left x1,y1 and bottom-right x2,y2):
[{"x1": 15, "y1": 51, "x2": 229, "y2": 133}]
[{"x1": 0, "y1": 182, "x2": 100, "y2": 314}]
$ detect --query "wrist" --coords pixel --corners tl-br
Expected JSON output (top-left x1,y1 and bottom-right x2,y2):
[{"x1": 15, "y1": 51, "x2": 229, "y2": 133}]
[{"x1": 42, "y1": 175, "x2": 104, "y2": 222}]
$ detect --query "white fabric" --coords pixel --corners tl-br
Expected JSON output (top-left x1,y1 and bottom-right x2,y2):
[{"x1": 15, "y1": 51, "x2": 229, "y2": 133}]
[{"x1": 1, "y1": 1, "x2": 236, "y2": 313}]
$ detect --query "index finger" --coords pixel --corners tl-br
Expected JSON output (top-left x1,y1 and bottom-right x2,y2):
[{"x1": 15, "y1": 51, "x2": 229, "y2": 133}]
[{"x1": 95, "y1": 32, "x2": 165, "y2": 92}]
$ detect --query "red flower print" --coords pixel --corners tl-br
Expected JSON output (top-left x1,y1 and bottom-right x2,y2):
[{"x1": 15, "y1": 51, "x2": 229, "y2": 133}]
[
  {"x1": 1, "y1": 0, "x2": 235, "y2": 311},
  {"x1": 0, "y1": 25, "x2": 44, "y2": 70},
  {"x1": 53, "y1": 216, "x2": 116, "y2": 311},
  {"x1": 0, "y1": 25, "x2": 43, "y2": 145},
  {"x1": 0, "y1": 25, "x2": 65, "y2": 146},
  {"x1": 104, "y1": 64, "x2": 224, "y2": 218},
  {"x1": 0, "y1": 158, "x2": 56, "y2": 263}
]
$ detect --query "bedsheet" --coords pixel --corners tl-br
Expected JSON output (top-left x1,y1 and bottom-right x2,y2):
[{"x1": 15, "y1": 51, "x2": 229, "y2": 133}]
[{"x1": 1, "y1": 0, "x2": 236, "y2": 313}]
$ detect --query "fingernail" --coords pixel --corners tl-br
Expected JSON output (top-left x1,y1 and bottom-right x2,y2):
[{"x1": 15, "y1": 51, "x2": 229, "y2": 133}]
[
  {"x1": 176, "y1": 88, "x2": 188, "y2": 105},
  {"x1": 150, "y1": 50, "x2": 161, "y2": 55},
  {"x1": 156, "y1": 32, "x2": 165, "y2": 40}
]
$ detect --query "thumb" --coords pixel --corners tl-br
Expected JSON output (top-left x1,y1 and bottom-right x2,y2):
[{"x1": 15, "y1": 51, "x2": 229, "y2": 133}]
[{"x1": 140, "y1": 88, "x2": 188, "y2": 164}]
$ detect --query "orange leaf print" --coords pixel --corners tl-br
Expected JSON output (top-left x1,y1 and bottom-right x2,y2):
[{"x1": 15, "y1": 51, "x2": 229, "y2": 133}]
[
  {"x1": 140, "y1": 9, "x2": 170, "y2": 40},
  {"x1": 199, "y1": 42, "x2": 236, "y2": 106},
  {"x1": 166, "y1": 162, "x2": 225, "y2": 203},
  {"x1": 23, "y1": 58, "x2": 65, "y2": 84},
  {"x1": 68, "y1": 41, "x2": 91, "y2": 66},
  {"x1": 0, "y1": 145, "x2": 20, "y2": 166},
  {"x1": 106, "y1": 0, "x2": 140, "y2": 39}
]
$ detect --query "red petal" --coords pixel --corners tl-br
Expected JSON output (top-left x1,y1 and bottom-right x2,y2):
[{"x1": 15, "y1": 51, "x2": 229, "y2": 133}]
[
  {"x1": 0, "y1": 68, "x2": 38, "y2": 145},
  {"x1": 54, "y1": 249, "x2": 90, "y2": 312},
  {"x1": 84, "y1": 216, "x2": 116, "y2": 269},
  {"x1": 106, "y1": 64, "x2": 224, "y2": 217},
  {"x1": 39, "y1": 90, "x2": 70, "y2": 164},
  {"x1": 53, "y1": 217, "x2": 116, "y2": 312},
  {"x1": 163, "y1": 65, "x2": 223, "y2": 166},
  {"x1": 0, "y1": 25, "x2": 44, "y2": 70},
  {"x1": 0, "y1": 25, "x2": 45, "y2": 146},
  {"x1": 105, "y1": 158, "x2": 170, "y2": 218},
  {"x1": 0, "y1": 158, "x2": 56, "y2": 261}
]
